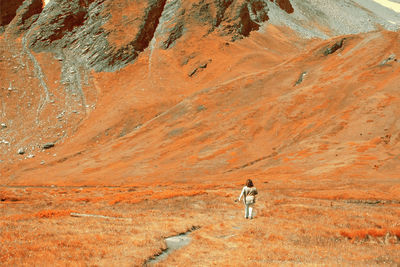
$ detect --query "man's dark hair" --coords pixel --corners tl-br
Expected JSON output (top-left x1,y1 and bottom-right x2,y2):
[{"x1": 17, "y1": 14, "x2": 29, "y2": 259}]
[{"x1": 246, "y1": 179, "x2": 254, "y2": 187}]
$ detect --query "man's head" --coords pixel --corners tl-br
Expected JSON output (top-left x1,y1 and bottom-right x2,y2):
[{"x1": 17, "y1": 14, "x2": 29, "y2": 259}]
[{"x1": 246, "y1": 179, "x2": 254, "y2": 187}]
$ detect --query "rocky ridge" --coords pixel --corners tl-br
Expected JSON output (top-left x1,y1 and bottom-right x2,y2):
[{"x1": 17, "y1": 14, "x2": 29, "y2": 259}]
[{"x1": 3, "y1": 0, "x2": 294, "y2": 72}]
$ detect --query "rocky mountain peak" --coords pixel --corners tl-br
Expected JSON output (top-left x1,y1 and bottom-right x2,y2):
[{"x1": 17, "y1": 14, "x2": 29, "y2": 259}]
[{"x1": 2, "y1": 0, "x2": 296, "y2": 71}]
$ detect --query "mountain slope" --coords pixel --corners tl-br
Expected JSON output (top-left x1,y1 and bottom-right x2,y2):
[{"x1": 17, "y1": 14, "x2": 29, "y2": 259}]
[{"x1": 0, "y1": 0, "x2": 399, "y2": 186}]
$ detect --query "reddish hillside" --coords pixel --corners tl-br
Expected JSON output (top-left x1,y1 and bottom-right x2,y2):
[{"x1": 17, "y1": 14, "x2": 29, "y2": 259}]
[{"x1": 0, "y1": 0, "x2": 399, "y2": 188}]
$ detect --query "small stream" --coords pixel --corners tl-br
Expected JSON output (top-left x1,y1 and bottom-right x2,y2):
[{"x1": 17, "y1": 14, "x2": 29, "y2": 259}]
[{"x1": 145, "y1": 226, "x2": 200, "y2": 265}]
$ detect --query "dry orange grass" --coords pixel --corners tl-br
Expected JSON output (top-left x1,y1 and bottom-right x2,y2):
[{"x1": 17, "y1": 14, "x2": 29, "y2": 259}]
[
  {"x1": 1, "y1": 178, "x2": 399, "y2": 266},
  {"x1": 0, "y1": 186, "x2": 216, "y2": 266}
]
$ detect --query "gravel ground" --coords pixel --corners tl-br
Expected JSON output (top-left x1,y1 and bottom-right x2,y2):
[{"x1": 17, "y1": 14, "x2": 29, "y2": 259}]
[{"x1": 266, "y1": 0, "x2": 400, "y2": 39}]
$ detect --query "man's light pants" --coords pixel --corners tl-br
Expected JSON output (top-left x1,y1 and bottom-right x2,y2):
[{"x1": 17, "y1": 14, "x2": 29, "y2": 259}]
[{"x1": 245, "y1": 203, "x2": 254, "y2": 219}]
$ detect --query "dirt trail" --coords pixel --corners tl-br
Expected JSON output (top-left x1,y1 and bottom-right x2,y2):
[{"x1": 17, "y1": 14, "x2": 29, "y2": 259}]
[{"x1": 145, "y1": 226, "x2": 200, "y2": 266}]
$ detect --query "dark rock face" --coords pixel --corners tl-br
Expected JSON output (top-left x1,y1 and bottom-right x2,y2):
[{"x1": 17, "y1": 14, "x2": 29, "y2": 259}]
[
  {"x1": 271, "y1": 0, "x2": 293, "y2": 14},
  {"x1": 380, "y1": 54, "x2": 396, "y2": 66},
  {"x1": 189, "y1": 61, "x2": 210, "y2": 77},
  {"x1": 42, "y1": 143, "x2": 55, "y2": 149},
  {"x1": 161, "y1": 0, "x2": 290, "y2": 44},
  {"x1": 186, "y1": 0, "x2": 270, "y2": 38},
  {"x1": 161, "y1": 20, "x2": 184, "y2": 49},
  {"x1": 205, "y1": 0, "x2": 284, "y2": 40},
  {"x1": 236, "y1": 0, "x2": 269, "y2": 37},
  {"x1": 26, "y1": 0, "x2": 170, "y2": 72},
  {"x1": 14, "y1": 0, "x2": 43, "y2": 34},
  {"x1": 214, "y1": 0, "x2": 235, "y2": 29},
  {"x1": 6, "y1": 0, "x2": 293, "y2": 71},
  {"x1": 294, "y1": 71, "x2": 307, "y2": 86},
  {"x1": 26, "y1": 0, "x2": 110, "y2": 71},
  {"x1": 324, "y1": 38, "x2": 346, "y2": 56},
  {"x1": 0, "y1": 0, "x2": 25, "y2": 27},
  {"x1": 3, "y1": 0, "x2": 43, "y2": 35},
  {"x1": 134, "y1": 0, "x2": 168, "y2": 52}
]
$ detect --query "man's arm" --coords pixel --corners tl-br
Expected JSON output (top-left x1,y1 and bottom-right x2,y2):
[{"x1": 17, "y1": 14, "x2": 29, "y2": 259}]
[{"x1": 238, "y1": 187, "x2": 245, "y2": 201}]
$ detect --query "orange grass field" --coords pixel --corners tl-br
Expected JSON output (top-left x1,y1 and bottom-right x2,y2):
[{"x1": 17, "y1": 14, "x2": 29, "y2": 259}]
[{"x1": 1, "y1": 177, "x2": 399, "y2": 266}]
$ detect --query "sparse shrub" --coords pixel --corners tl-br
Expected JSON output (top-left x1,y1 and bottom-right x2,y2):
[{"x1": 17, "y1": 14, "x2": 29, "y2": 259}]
[
  {"x1": 267, "y1": 234, "x2": 284, "y2": 241},
  {"x1": 0, "y1": 190, "x2": 21, "y2": 202},
  {"x1": 390, "y1": 228, "x2": 400, "y2": 238},
  {"x1": 150, "y1": 190, "x2": 206, "y2": 200},
  {"x1": 75, "y1": 197, "x2": 91, "y2": 203},
  {"x1": 340, "y1": 229, "x2": 367, "y2": 240},
  {"x1": 108, "y1": 190, "x2": 154, "y2": 205},
  {"x1": 367, "y1": 228, "x2": 387, "y2": 237},
  {"x1": 34, "y1": 209, "x2": 74, "y2": 218},
  {"x1": 340, "y1": 228, "x2": 391, "y2": 243}
]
